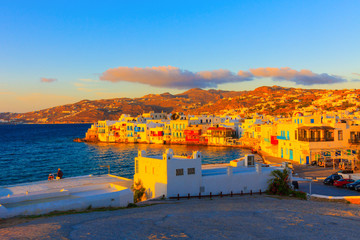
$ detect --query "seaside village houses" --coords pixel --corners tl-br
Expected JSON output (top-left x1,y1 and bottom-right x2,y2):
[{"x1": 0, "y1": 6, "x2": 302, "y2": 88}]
[{"x1": 85, "y1": 111, "x2": 360, "y2": 166}]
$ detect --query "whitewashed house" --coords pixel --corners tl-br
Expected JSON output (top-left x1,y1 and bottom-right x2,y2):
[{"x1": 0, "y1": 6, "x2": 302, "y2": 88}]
[{"x1": 134, "y1": 149, "x2": 283, "y2": 199}]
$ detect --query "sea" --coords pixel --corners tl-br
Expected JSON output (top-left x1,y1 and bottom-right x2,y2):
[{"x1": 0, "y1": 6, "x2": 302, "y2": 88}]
[{"x1": 0, "y1": 124, "x2": 248, "y2": 186}]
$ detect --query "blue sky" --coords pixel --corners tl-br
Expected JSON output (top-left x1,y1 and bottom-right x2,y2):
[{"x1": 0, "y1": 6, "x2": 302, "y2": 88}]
[{"x1": 0, "y1": 0, "x2": 359, "y2": 112}]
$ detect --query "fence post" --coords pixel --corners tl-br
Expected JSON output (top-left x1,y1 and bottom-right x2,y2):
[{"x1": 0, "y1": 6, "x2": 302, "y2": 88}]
[
  {"x1": 259, "y1": 189, "x2": 262, "y2": 195},
  {"x1": 199, "y1": 192, "x2": 201, "y2": 199},
  {"x1": 220, "y1": 191, "x2": 222, "y2": 198},
  {"x1": 210, "y1": 192, "x2": 212, "y2": 199},
  {"x1": 188, "y1": 193, "x2": 190, "y2": 199},
  {"x1": 177, "y1": 194, "x2": 179, "y2": 200},
  {"x1": 231, "y1": 191, "x2": 233, "y2": 197}
]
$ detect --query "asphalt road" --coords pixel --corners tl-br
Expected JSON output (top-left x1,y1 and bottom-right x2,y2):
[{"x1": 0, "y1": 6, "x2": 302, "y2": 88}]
[
  {"x1": 1, "y1": 196, "x2": 360, "y2": 240},
  {"x1": 299, "y1": 182, "x2": 360, "y2": 196}
]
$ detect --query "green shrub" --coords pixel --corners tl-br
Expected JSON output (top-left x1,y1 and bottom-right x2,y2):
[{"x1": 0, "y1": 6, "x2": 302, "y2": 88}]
[
  {"x1": 267, "y1": 169, "x2": 292, "y2": 195},
  {"x1": 131, "y1": 180, "x2": 146, "y2": 203},
  {"x1": 267, "y1": 169, "x2": 307, "y2": 200},
  {"x1": 292, "y1": 190, "x2": 307, "y2": 200}
]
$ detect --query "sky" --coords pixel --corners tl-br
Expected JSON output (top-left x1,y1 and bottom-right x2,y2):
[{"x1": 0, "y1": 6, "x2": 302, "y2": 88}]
[{"x1": 0, "y1": 0, "x2": 359, "y2": 113}]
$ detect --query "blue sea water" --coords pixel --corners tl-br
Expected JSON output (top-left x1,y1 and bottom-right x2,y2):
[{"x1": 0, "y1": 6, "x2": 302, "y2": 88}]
[{"x1": 0, "y1": 124, "x2": 247, "y2": 186}]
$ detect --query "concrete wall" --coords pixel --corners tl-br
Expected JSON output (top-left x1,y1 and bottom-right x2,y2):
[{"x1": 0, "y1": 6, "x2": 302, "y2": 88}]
[
  {"x1": 166, "y1": 156, "x2": 202, "y2": 197},
  {"x1": 0, "y1": 187, "x2": 133, "y2": 219},
  {"x1": 2, "y1": 188, "x2": 133, "y2": 219},
  {"x1": 201, "y1": 169, "x2": 273, "y2": 196}
]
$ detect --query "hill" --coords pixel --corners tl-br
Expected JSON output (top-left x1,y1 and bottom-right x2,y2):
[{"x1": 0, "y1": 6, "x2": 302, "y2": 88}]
[{"x1": 1, "y1": 86, "x2": 359, "y2": 123}]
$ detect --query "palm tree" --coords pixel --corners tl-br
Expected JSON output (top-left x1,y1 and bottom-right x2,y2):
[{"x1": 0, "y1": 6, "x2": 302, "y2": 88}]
[{"x1": 267, "y1": 169, "x2": 291, "y2": 195}]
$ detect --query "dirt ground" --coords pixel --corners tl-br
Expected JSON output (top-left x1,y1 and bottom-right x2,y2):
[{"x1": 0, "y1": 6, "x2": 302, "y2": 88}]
[{"x1": 1, "y1": 196, "x2": 360, "y2": 240}]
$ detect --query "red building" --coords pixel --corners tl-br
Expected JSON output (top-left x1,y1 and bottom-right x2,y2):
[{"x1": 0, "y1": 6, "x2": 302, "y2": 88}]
[{"x1": 184, "y1": 125, "x2": 208, "y2": 144}]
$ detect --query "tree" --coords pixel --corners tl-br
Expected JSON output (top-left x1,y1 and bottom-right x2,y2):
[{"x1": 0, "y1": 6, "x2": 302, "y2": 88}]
[{"x1": 267, "y1": 169, "x2": 291, "y2": 195}]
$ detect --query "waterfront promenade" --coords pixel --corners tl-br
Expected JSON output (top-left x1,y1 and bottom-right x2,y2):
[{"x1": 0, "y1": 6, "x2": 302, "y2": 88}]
[{"x1": 1, "y1": 196, "x2": 360, "y2": 239}]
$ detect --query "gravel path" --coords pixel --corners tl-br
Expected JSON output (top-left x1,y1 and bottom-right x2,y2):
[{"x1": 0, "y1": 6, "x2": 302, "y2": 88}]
[{"x1": 1, "y1": 196, "x2": 360, "y2": 240}]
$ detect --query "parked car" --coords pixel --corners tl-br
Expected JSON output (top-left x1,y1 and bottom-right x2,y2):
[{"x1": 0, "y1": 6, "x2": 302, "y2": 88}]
[
  {"x1": 323, "y1": 174, "x2": 343, "y2": 185},
  {"x1": 334, "y1": 179, "x2": 355, "y2": 187},
  {"x1": 355, "y1": 185, "x2": 360, "y2": 192},
  {"x1": 346, "y1": 179, "x2": 360, "y2": 190}
]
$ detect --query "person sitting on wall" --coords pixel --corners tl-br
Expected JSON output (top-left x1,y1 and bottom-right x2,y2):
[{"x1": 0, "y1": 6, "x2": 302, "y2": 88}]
[
  {"x1": 48, "y1": 174, "x2": 54, "y2": 181},
  {"x1": 57, "y1": 168, "x2": 63, "y2": 179}
]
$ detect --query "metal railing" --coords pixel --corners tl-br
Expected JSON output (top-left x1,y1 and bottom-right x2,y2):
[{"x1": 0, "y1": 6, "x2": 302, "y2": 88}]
[
  {"x1": 349, "y1": 139, "x2": 360, "y2": 144},
  {"x1": 298, "y1": 137, "x2": 334, "y2": 142}
]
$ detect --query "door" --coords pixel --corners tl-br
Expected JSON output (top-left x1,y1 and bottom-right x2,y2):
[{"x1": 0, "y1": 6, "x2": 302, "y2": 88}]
[
  {"x1": 289, "y1": 150, "x2": 293, "y2": 160},
  {"x1": 281, "y1": 148, "x2": 283, "y2": 158},
  {"x1": 306, "y1": 156, "x2": 310, "y2": 165}
]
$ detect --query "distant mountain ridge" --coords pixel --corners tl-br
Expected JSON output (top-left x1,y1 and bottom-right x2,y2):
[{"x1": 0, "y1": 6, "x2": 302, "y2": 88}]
[{"x1": 1, "y1": 86, "x2": 359, "y2": 124}]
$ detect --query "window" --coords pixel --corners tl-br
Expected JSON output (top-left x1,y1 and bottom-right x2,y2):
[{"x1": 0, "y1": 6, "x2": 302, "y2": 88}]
[
  {"x1": 310, "y1": 119, "x2": 314, "y2": 123},
  {"x1": 135, "y1": 160, "x2": 139, "y2": 174},
  {"x1": 188, "y1": 168, "x2": 195, "y2": 175},
  {"x1": 176, "y1": 169, "x2": 184, "y2": 176},
  {"x1": 295, "y1": 130, "x2": 297, "y2": 140},
  {"x1": 338, "y1": 130, "x2": 343, "y2": 140}
]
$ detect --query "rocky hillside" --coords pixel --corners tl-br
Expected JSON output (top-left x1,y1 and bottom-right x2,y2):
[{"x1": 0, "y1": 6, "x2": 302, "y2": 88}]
[{"x1": 1, "y1": 86, "x2": 359, "y2": 124}]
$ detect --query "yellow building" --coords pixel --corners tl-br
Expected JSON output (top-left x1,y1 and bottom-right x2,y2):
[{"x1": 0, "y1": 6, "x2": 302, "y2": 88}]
[{"x1": 170, "y1": 119, "x2": 189, "y2": 143}]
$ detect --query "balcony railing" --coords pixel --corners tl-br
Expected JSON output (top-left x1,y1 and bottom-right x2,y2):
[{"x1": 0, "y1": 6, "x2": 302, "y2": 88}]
[
  {"x1": 298, "y1": 137, "x2": 334, "y2": 142},
  {"x1": 349, "y1": 139, "x2": 360, "y2": 144},
  {"x1": 276, "y1": 136, "x2": 288, "y2": 140}
]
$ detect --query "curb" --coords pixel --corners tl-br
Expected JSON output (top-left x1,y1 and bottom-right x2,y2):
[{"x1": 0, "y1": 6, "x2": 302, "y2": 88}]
[{"x1": 311, "y1": 194, "x2": 360, "y2": 204}]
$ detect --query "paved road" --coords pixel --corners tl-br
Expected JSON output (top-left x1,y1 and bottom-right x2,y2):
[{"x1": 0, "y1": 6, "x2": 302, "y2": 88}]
[
  {"x1": 1, "y1": 196, "x2": 360, "y2": 240},
  {"x1": 259, "y1": 151, "x2": 360, "y2": 197},
  {"x1": 299, "y1": 182, "x2": 360, "y2": 196}
]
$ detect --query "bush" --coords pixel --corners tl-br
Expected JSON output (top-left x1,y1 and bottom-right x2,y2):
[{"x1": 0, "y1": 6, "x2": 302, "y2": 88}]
[
  {"x1": 267, "y1": 169, "x2": 307, "y2": 200},
  {"x1": 131, "y1": 180, "x2": 146, "y2": 203},
  {"x1": 292, "y1": 191, "x2": 307, "y2": 200},
  {"x1": 267, "y1": 169, "x2": 292, "y2": 195}
]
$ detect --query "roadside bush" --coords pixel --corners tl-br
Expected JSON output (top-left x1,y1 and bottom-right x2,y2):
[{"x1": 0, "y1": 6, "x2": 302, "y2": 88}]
[
  {"x1": 131, "y1": 180, "x2": 146, "y2": 203},
  {"x1": 267, "y1": 169, "x2": 292, "y2": 195},
  {"x1": 267, "y1": 169, "x2": 307, "y2": 200},
  {"x1": 292, "y1": 190, "x2": 307, "y2": 200}
]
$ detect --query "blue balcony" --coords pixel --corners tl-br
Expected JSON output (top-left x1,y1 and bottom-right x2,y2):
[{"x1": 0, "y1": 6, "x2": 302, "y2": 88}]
[
  {"x1": 134, "y1": 127, "x2": 144, "y2": 132},
  {"x1": 276, "y1": 136, "x2": 288, "y2": 140}
]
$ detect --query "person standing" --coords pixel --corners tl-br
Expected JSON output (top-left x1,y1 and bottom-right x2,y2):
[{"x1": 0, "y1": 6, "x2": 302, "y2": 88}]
[{"x1": 57, "y1": 168, "x2": 63, "y2": 179}]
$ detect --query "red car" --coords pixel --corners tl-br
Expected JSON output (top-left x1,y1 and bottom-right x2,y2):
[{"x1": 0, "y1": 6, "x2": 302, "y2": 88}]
[{"x1": 333, "y1": 179, "x2": 355, "y2": 187}]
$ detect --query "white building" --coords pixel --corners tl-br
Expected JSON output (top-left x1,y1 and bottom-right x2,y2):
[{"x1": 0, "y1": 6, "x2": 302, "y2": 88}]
[
  {"x1": 134, "y1": 149, "x2": 283, "y2": 199},
  {"x1": 0, "y1": 175, "x2": 133, "y2": 219}
]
